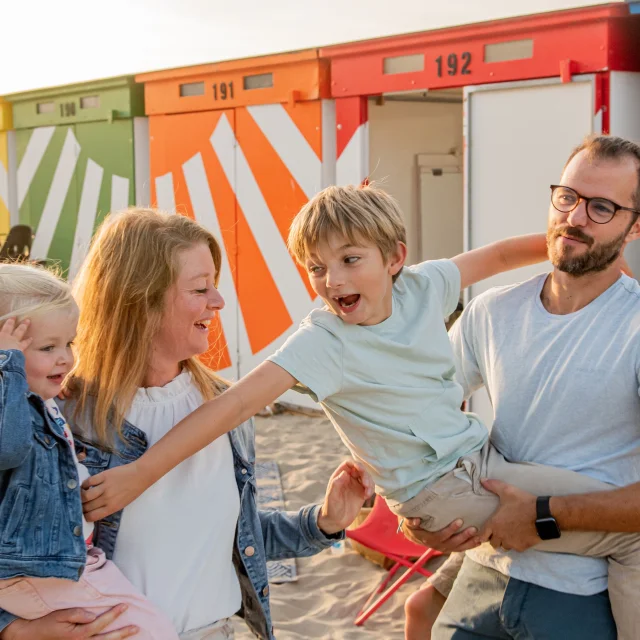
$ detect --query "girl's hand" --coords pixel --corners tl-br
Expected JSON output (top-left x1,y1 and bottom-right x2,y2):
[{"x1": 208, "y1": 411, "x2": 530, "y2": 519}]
[
  {"x1": 0, "y1": 318, "x2": 31, "y2": 353},
  {"x1": 317, "y1": 459, "x2": 375, "y2": 535},
  {"x1": 81, "y1": 463, "x2": 148, "y2": 522}
]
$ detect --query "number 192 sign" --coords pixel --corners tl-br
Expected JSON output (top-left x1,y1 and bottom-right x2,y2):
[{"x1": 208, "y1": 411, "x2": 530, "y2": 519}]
[{"x1": 435, "y1": 52, "x2": 472, "y2": 77}]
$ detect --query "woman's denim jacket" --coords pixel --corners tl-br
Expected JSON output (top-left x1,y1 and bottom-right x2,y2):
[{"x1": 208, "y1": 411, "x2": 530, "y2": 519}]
[{"x1": 0, "y1": 349, "x2": 342, "y2": 638}]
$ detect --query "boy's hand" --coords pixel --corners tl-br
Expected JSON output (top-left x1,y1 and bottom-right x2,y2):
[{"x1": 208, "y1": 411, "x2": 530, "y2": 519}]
[
  {"x1": 317, "y1": 460, "x2": 375, "y2": 535},
  {"x1": 81, "y1": 463, "x2": 149, "y2": 522},
  {"x1": 0, "y1": 318, "x2": 32, "y2": 353}
]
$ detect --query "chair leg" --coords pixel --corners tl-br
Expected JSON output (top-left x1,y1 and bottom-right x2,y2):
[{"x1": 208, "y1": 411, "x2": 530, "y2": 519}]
[
  {"x1": 354, "y1": 549, "x2": 436, "y2": 627},
  {"x1": 357, "y1": 561, "x2": 403, "y2": 615}
]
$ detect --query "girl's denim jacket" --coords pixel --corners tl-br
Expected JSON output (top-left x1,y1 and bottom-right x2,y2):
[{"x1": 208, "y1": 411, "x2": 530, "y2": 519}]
[{"x1": 0, "y1": 349, "x2": 342, "y2": 638}]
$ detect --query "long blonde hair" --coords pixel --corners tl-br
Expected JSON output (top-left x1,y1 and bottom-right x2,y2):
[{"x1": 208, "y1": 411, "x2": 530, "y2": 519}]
[
  {"x1": 72, "y1": 208, "x2": 227, "y2": 445},
  {"x1": 0, "y1": 263, "x2": 75, "y2": 322}
]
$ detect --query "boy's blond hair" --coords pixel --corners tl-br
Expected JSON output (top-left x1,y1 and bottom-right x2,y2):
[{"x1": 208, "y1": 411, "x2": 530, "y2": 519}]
[
  {"x1": 288, "y1": 184, "x2": 407, "y2": 271},
  {"x1": 0, "y1": 263, "x2": 74, "y2": 323}
]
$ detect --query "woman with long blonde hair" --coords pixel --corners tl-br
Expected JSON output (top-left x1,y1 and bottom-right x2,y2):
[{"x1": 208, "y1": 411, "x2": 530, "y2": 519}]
[{"x1": 2, "y1": 208, "x2": 372, "y2": 640}]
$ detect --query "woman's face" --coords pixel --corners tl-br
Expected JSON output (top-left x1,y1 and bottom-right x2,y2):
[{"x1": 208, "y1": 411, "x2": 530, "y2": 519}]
[{"x1": 153, "y1": 242, "x2": 225, "y2": 364}]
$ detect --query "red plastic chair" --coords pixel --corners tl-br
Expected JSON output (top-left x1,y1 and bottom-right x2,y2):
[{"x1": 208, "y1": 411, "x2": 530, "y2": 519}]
[{"x1": 346, "y1": 495, "x2": 442, "y2": 626}]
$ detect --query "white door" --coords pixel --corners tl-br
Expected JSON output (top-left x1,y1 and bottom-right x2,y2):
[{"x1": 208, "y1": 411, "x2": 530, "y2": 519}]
[
  {"x1": 417, "y1": 153, "x2": 463, "y2": 263},
  {"x1": 464, "y1": 76, "x2": 597, "y2": 423},
  {"x1": 609, "y1": 71, "x2": 640, "y2": 278}
]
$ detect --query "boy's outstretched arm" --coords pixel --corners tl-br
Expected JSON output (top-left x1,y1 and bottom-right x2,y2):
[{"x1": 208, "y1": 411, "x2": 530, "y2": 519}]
[
  {"x1": 81, "y1": 361, "x2": 296, "y2": 521},
  {"x1": 452, "y1": 233, "x2": 548, "y2": 290}
]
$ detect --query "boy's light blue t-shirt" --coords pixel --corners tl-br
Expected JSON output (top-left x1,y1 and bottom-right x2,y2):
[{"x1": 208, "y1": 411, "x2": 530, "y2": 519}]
[{"x1": 268, "y1": 259, "x2": 487, "y2": 502}]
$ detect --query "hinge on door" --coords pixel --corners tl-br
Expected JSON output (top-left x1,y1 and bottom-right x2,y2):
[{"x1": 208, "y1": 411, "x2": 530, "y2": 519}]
[
  {"x1": 288, "y1": 90, "x2": 301, "y2": 107},
  {"x1": 108, "y1": 110, "x2": 128, "y2": 123},
  {"x1": 560, "y1": 59, "x2": 577, "y2": 84}
]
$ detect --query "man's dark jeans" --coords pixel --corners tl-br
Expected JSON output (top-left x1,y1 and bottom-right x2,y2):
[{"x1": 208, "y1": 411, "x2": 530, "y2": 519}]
[{"x1": 432, "y1": 556, "x2": 617, "y2": 639}]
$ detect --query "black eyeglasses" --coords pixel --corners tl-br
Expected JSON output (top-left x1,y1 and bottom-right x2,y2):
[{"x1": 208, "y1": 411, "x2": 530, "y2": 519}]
[{"x1": 550, "y1": 185, "x2": 640, "y2": 225}]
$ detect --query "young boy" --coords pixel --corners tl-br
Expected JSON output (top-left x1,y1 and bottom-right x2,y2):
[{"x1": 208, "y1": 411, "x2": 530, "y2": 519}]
[{"x1": 83, "y1": 185, "x2": 640, "y2": 639}]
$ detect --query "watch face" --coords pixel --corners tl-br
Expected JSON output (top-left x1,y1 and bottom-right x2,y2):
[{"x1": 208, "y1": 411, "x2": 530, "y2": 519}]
[{"x1": 536, "y1": 517, "x2": 561, "y2": 540}]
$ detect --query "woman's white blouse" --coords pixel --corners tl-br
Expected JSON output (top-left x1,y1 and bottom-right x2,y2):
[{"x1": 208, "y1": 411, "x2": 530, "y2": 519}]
[{"x1": 113, "y1": 371, "x2": 241, "y2": 634}]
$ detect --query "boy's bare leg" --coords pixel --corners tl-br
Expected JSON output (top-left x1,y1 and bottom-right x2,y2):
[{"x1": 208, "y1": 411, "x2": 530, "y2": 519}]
[{"x1": 405, "y1": 584, "x2": 446, "y2": 640}]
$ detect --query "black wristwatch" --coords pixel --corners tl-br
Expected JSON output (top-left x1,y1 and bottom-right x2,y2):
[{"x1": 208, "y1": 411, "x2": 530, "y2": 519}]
[{"x1": 535, "y1": 496, "x2": 561, "y2": 540}]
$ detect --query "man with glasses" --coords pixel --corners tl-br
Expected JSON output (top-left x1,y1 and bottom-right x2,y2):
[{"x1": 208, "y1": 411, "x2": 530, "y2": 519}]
[{"x1": 402, "y1": 135, "x2": 640, "y2": 639}]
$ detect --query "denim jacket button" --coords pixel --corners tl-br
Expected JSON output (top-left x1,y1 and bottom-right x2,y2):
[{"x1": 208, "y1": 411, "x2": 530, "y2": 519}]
[
  {"x1": 67, "y1": 479, "x2": 78, "y2": 490},
  {"x1": 73, "y1": 526, "x2": 82, "y2": 537},
  {"x1": 0, "y1": 354, "x2": 6, "y2": 362},
  {"x1": 262, "y1": 585, "x2": 269, "y2": 597},
  {"x1": 244, "y1": 546, "x2": 255, "y2": 557},
  {"x1": 241, "y1": 468, "x2": 247, "y2": 475},
  {"x1": 44, "y1": 436, "x2": 51, "y2": 445}
]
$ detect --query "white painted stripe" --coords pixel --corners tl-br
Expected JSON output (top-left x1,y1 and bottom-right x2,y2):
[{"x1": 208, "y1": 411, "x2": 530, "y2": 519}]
[
  {"x1": 133, "y1": 117, "x2": 150, "y2": 206},
  {"x1": 247, "y1": 104, "x2": 322, "y2": 199},
  {"x1": 154, "y1": 172, "x2": 176, "y2": 213},
  {"x1": 0, "y1": 160, "x2": 7, "y2": 209},
  {"x1": 182, "y1": 152, "x2": 251, "y2": 375},
  {"x1": 17, "y1": 126, "x2": 56, "y2": 208},
  {"x1": 69, "y1": 159, "x2": 104, "y2": 281},
  {"x1": 111, "y1": 175, "x2": 130, "y2": 213},
  {"x1": 211, "y1": 114, "x2": 312, "y2": 324},
  {"x1": 336, "y1": 122, "x2": 370, "y2": 186},
  {"x1": 321, "y1": 99, "x2": 337, "y2": 189},
  {"x1": 31, "y1": 129, "x2": 80, "y2": 260},
  {"x1": 7, "y1": 131, "x2": 18, "y2": 225}
]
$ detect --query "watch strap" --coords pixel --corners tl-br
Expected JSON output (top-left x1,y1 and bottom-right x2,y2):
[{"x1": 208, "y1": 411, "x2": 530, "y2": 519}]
[{"x1": 536, "y1": 495, "x2": 553, "y2": 520}]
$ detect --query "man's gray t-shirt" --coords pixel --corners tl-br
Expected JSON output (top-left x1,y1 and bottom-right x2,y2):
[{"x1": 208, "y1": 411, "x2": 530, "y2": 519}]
[{"x1": 450, "y1": 273, "x2": 640, "y2": 595}]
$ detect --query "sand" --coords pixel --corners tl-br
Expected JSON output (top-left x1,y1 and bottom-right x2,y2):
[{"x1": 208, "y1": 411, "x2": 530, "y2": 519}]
[{"x1": 232, "y1": 411, "x2": 442, "y2": 640}]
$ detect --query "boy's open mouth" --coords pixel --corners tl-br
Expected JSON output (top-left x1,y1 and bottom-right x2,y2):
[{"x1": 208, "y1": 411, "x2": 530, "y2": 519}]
[{"x1": 336, "y1": 294, "x2": 360, "y2": 312}]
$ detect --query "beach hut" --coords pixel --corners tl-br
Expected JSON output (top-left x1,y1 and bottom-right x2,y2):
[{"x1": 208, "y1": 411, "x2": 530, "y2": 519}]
[
  {"x1": 0, "y1": 99, "x2": 15, "y2": 244},
  {"x1": 322, "y1": 4, "x2": 640, "y2": 418},
  {"x1": 6, "y1": 77, "x2": 149, "y2": 277},
  {"x1": 138, "y1": 51, "x2": 333, "y2": 397}
]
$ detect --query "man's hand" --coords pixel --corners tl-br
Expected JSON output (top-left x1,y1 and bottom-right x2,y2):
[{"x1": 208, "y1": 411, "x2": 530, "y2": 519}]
[
  {"x1": 317, "y1": 460, "x2": 375, "y2": 535},
  {"x1": 82, "y1": 463, "x2": 148, "y2": 522},
  {"x1": 0, "y1": 605, "x2": 138, "y2": 639},
  {"x1": 478, "y1": 479, "x2": 539, "y2": 551},
  {"x1": 401, "y1": 517, "x2": 481, "y2": 552}
]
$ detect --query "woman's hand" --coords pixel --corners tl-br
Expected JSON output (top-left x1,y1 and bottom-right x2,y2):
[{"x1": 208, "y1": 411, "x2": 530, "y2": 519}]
[
  {"x1": 401, "y1": 517, "x2": 482, "y2": 553},
  {"x1": 317, "y1": 460, "x2": 375, "y2": 535},
  {"x1": 81, "y1": 463, "x2": 148, "y2": 522},
  {"x1": 57, "y1": 375, "x2": 79, "y2": 401},
  {"x1": 0, "y1": 318, "x2": 31, "y2": 353},
  {"x1": 0, "y1": 605, "x2": 138, "y2": 639}
]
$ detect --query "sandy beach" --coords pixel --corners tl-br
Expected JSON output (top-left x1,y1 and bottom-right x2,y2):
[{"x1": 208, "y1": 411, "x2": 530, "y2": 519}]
[{"x1": 233, "y1": 410, "x2": 444, "y2": 640}]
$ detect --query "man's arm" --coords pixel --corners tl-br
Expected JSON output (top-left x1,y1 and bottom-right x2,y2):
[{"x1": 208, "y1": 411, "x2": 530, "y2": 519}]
[
  {"x1": 551, "y1": 482, "x2": 640, "y2": 533},
  {"x1": 472, "y1": 478, "x2": 640, "y2": 553}
]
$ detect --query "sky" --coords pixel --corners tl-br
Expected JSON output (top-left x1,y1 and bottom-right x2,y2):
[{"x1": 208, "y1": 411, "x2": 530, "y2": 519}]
[{"x1": 0, "y1": 0, "x2": 628, "y2": 95}]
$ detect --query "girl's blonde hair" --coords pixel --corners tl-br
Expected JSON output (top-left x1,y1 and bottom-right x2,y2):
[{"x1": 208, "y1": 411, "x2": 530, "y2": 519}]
[
  {"x1": 72, "y1": 208, "x2": 227, "y2": 446},
  {"x1": 0, "y1": 263, "x2": 75, "y2": 323}
]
